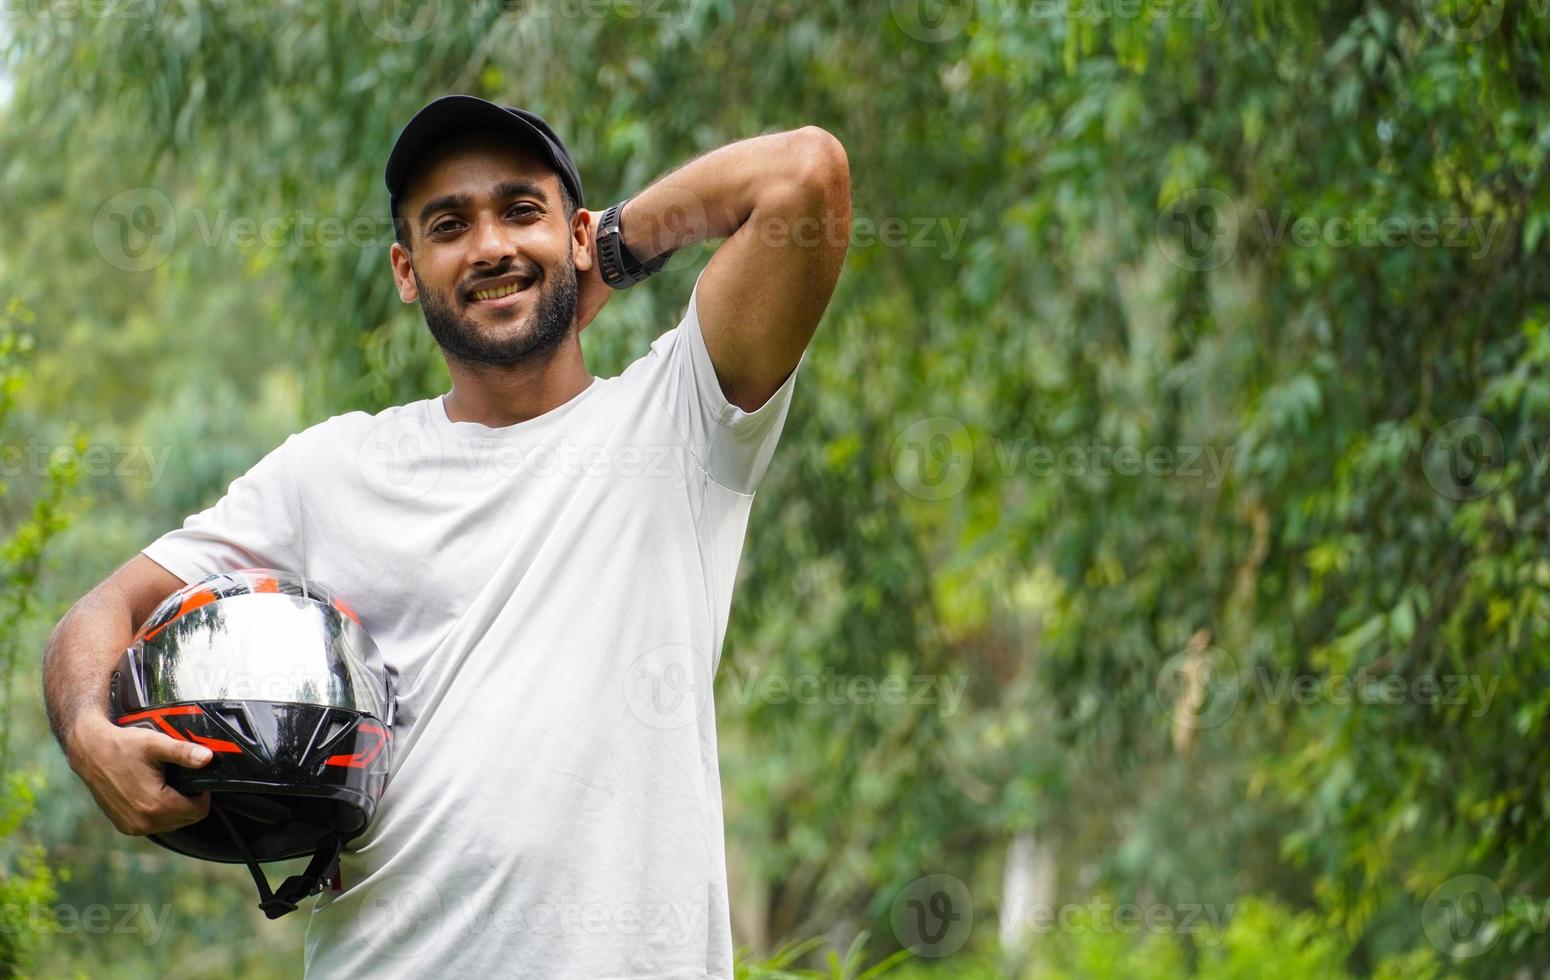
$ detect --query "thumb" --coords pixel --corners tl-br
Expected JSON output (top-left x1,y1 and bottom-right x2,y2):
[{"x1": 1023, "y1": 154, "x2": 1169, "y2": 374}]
[{"x1": 144, "y1": 733, "x2": 214, "y2": 769}]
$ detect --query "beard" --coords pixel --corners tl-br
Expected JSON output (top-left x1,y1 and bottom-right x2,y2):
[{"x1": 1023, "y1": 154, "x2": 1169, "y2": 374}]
[{"x1": 414, "y1": 248, "x2": 578, "y2": 367}]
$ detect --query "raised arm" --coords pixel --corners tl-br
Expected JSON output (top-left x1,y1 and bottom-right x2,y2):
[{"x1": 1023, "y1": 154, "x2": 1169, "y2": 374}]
[{"x1": 611, "y1": 126, "x2": 852, "y2": 412}]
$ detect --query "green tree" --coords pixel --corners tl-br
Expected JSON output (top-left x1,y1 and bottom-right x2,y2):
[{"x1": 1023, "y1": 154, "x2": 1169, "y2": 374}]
[
  {"x1": 3, "y1": 2, "x2": 1548, "y2": 975},
  {"x1": 0, "y1": 298, "x2": 81, "y2": 977}
]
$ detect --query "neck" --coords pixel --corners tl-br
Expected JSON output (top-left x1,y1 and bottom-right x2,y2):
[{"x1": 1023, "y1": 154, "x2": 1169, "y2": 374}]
[{"x1": 441, "y1": 338, "x2": 593, "y2": 428}]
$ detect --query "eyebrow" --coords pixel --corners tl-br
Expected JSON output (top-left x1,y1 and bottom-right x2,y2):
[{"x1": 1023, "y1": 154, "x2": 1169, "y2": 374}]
[{"x1": 416, "y1": 179, "x2": 551, "y2": 229}]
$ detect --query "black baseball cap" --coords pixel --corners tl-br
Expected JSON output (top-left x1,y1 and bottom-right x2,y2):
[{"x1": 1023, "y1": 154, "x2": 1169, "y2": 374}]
[{"x1": 385, "y1": 95, "x2": 586, "y2": 220}]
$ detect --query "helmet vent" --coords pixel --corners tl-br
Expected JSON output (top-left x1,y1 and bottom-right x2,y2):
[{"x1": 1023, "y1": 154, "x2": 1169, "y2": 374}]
[
  {"x1": 213, "y1": 706, "x2": 257, "y2": 744},
  {"x1": 321, "y1": 717, "x2": 352, "y2": 748}
]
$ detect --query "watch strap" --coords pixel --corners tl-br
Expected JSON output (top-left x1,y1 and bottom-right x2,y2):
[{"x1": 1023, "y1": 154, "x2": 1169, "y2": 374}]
[{"x1": 598, "y1": 199, "x2": 673, "y2": 290}]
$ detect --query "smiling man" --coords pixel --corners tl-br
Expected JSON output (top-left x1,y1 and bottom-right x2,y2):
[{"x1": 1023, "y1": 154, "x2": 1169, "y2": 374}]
[{"x1": 43, "y1": 94, "x2": 849, "y2": 977}]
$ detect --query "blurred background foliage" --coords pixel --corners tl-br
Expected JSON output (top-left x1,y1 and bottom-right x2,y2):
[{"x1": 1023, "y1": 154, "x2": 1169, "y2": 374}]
[{"x1": 1, "y1": 0, "x2": 1547, "y2": 976}]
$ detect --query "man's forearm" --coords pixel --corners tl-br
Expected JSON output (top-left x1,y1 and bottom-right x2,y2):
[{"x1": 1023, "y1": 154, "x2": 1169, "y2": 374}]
[
  {"x1": 42, "y1": 589, "x2": 136, "y2": 763},
  {"x1": 618, "y1": 127, "x2": 844, "y2": 263}
]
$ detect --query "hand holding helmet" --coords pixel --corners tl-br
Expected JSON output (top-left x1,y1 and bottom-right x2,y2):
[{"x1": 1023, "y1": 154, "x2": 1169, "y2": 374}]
[
  {"x1": 67, "y1": 714, "x2": 215, "y2": 836},
  {"x1": 106, "y1": 568, "x2": 396, "y2": 918}
]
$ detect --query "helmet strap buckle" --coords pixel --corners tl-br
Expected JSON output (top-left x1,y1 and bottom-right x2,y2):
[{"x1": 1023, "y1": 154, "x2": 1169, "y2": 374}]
[{"x1": 210, "y1": 796, "x2": 346, "y2": 920}]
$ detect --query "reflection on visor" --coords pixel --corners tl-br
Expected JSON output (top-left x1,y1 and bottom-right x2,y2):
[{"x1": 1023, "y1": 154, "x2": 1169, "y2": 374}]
[{"x1": 135, "y1": 593, "x2": 389, "y2": 721}]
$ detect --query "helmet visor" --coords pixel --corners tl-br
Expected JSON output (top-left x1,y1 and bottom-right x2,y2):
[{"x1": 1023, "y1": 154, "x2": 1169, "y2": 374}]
[{"x1": 133, "y1": 593, "x2": 390, "y2": 721}]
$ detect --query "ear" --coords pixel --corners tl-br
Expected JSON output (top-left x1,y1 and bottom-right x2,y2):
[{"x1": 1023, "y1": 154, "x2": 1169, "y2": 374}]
[
  {"x1": 572, "y1": 208, "x2": 596, "y2": 272},
  {"x1": 389, "y1": 241, "x2": 419, "y2": 303}
]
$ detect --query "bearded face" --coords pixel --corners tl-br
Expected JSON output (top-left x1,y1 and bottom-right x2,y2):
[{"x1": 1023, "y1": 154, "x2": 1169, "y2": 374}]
[
  {"x1": 390, "y1": 131, "x2": 583, "y2": 367},
  {"x1": 413, "y1": 239, "x2": 578, "y2": 366}
]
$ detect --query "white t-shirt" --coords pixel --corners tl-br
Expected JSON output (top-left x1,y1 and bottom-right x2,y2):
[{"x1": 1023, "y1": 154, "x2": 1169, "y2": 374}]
[{"x1": 141, "y1": 271, "x2": 799, "y2": 979}]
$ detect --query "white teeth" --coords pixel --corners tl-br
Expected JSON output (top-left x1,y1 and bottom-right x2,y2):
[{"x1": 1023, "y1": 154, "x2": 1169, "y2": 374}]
[{"x1": 473, "y1": 281, "x2": 527, "y2": 301}]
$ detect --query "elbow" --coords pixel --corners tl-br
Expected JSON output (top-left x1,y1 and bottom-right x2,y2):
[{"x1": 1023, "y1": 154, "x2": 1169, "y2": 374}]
[
  {"x1": 767, "y1": 127, "x2": 851, "y2": 255},
  {"x1": 790, "y1": 126, "x2": 850, "y2": 202}
]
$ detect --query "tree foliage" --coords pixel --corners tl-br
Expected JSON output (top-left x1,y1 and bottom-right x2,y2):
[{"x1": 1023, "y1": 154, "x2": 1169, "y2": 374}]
[{"x1": 2, "y1": 0, "x2": 1547, "y2": 975}]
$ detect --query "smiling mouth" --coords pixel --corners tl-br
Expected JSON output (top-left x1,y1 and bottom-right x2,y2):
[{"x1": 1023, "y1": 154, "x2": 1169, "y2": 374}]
[{"x1": 466, "y1": 275, "x2": 535, "y2": 304}]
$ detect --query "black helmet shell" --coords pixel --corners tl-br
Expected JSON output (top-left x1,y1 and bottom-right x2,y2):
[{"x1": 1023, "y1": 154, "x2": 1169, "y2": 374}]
[{"x1": 110, "y1": 568, "x2": 396, "y2": 916}]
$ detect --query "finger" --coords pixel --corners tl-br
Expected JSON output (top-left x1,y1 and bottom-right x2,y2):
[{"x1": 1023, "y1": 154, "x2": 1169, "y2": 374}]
[
  {"x1": 152, "y1": 786, "x2": 211, "y2": 828},
  {"x1": 140, "y1": 732, "x2": 214, "y2": 769}
]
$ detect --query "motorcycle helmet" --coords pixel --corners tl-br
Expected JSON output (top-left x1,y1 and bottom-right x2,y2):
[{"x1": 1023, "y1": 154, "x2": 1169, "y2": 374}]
[{"x1": 110, "y1": 568, "x2": 396, "y2": 918}]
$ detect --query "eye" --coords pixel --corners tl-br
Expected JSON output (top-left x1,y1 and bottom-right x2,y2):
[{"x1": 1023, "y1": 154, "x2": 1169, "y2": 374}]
[
  {"x1": 429, "y1": 218, "x2": 464, "y2": 236},
  {"x1": 508, "y1": 203, "x2": 541, "y2": 219}
]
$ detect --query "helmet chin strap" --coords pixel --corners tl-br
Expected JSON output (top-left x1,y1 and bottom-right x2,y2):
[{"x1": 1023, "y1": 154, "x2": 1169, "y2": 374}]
[{"x1": 209, "y1": 797, "x2": 344, "y2": 919}]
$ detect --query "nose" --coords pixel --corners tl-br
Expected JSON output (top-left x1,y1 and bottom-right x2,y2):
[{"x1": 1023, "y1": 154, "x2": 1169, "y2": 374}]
[{"x1": 468, "y1": 209, "x2": 518, "y2": 270}]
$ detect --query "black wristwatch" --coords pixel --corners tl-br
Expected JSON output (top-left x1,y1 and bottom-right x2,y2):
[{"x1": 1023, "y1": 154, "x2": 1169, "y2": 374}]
[{"x1": 596, "y1": 199, "x2": 674, "y2": 289}]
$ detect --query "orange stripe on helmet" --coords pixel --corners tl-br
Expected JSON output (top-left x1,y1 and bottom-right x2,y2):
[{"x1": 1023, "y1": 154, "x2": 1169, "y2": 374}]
[
  {"x1": 332, "y1": 596, "x2": 363, "y2": 627},
  {"x1": 116, "y1": 705, "x2": 243, "y2": 753},
  {"x1": 178, "y1": 589, "x2": 218, "y2": 616},
  {"x1": 188, "y1": 732, "x2": 243, "y2": 753},
  {"x1": 142, "y1": 589, "x2": 218, "y2": 642},
  {"x1": 325, "y1": 722, "x2": 389, "y2": 768}
]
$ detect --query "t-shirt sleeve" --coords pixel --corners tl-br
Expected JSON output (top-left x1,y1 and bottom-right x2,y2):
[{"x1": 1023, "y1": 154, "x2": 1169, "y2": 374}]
[
  {"x1": 648, "y1": 268, "x2": 803, "y2": 495},
  {"x1": 140, "y1": 434, "x2": 303, "y2": 585}
]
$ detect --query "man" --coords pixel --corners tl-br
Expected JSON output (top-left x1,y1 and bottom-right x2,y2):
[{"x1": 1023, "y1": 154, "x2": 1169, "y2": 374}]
[{"x1": 42, "y1": 95, "x2": 850, "y2": 977}]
